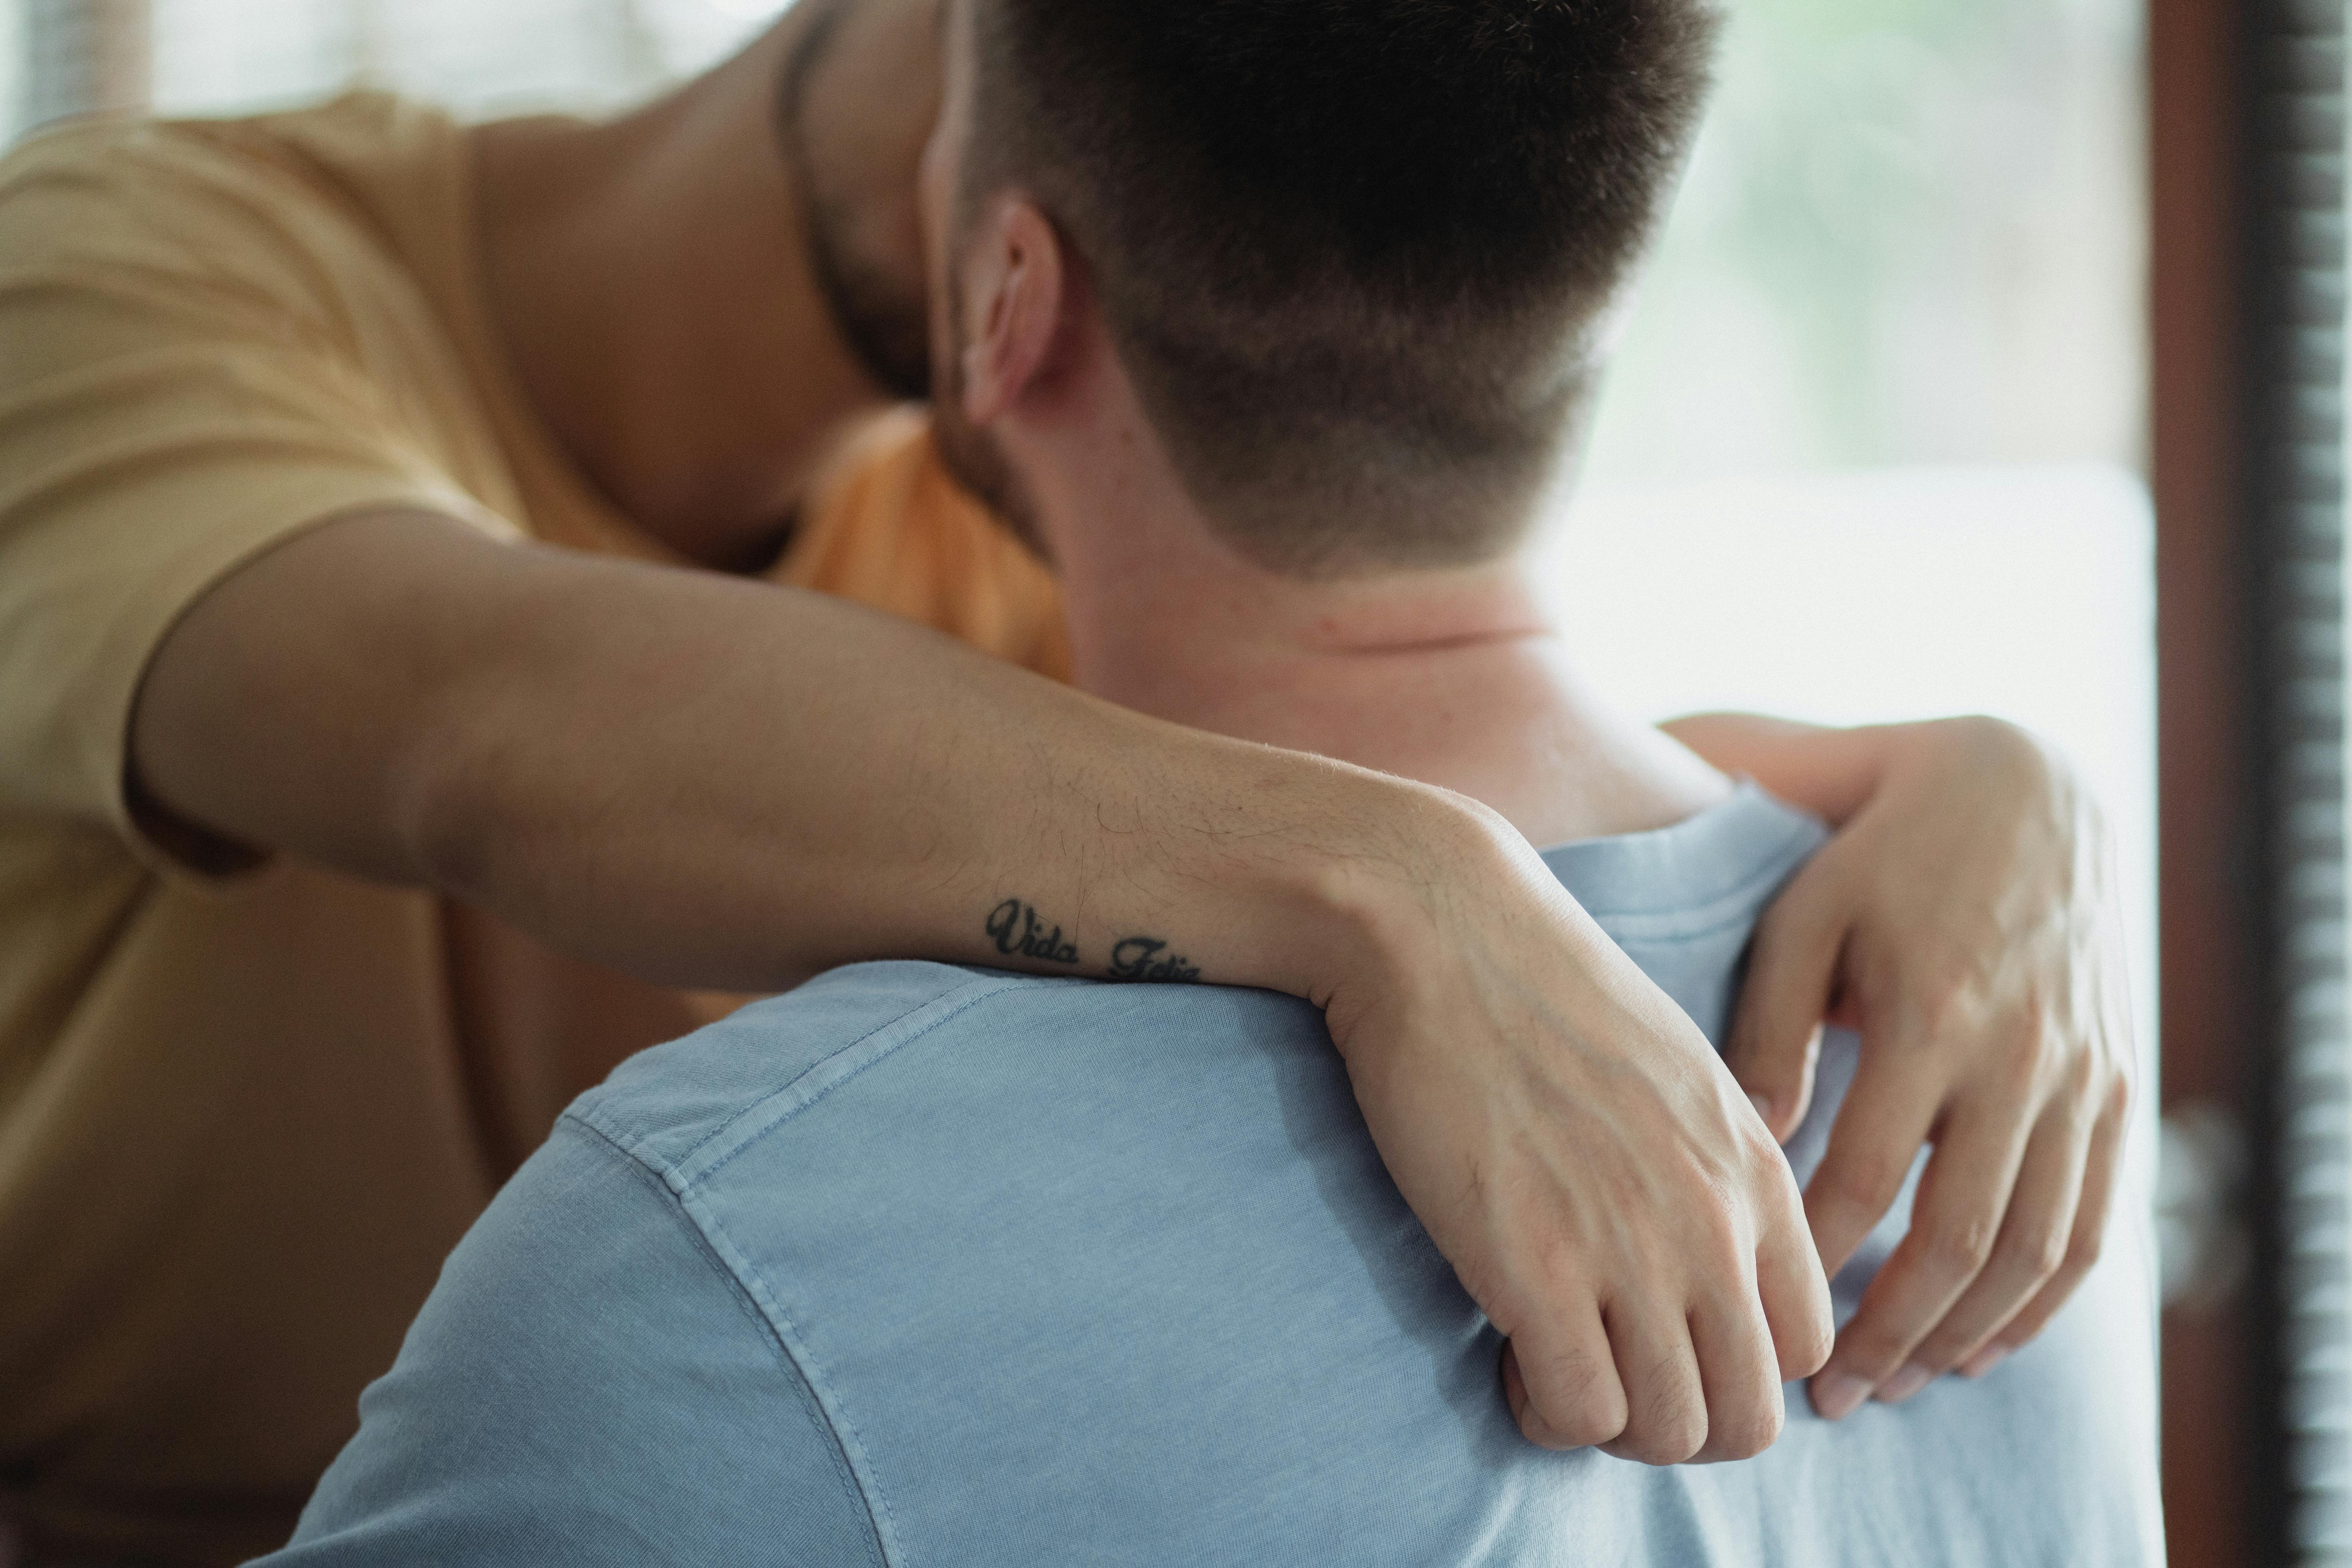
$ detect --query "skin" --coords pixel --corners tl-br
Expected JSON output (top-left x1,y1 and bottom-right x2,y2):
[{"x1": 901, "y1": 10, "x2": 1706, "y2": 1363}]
[
  {"x1": 471, "y1": 0, "x2": 941, "y2": 571},
  {"x1": 125, "y1": 0, "x2": 2134, "y2": 1447}
]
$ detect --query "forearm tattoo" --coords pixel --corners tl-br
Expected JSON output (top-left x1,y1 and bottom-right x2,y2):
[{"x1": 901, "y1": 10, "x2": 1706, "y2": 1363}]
[
  {"x1": 982, "y1": 898, "x2": 1201, "y2": 982},
  {"x1": 1106, "y1": 937, "x2": 1201, "y2": 983},
  {"x1": 984, "y1": 898, "x2": 1078, "y2": 965}
]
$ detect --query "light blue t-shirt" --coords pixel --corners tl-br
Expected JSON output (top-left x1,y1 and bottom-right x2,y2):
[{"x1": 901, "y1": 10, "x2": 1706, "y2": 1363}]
[{"x1": 258, "y1": 786, "x2": 2163, "y2": 1566}]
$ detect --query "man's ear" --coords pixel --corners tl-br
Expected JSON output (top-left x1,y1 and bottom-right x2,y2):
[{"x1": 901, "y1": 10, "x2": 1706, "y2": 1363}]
[{"x1": 955, "y1": 198, "x2": 1066, "y2": 426}]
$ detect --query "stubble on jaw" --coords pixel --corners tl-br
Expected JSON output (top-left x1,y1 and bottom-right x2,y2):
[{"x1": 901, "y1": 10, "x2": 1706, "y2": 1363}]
[
  {"x1": 784, "y1": 0, "x2": 1051, "y2": 561},
  {"x1": 773, "y1": 0, "x2": 938, "y2": 401}
]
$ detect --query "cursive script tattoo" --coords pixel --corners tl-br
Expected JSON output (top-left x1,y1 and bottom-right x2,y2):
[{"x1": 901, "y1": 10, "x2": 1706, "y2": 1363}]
[
  {"x1": 985, "y1": 898, "x2": 1079, "y2": 965},
  {"x1": 1106, "y1": 936, "x2": 1201, "y2": 983}
]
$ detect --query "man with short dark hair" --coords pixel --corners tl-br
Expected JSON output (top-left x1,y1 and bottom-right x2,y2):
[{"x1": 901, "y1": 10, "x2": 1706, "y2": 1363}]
[
  {"x1": 252, "y1": 2, "x2": 2158, "y2": 1561},
  {"x1": 940, "y1": 0, "x2": 1713, "y2": 575}
]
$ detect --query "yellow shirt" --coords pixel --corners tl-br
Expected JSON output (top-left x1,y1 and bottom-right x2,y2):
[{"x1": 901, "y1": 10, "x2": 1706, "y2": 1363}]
[{"x1": 0, "y1": 91, "x2": 1065, "y2": 1565}]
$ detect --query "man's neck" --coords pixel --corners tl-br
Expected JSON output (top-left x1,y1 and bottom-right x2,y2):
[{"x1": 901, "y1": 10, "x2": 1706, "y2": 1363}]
[
  {"x1": 1011, "y1": 375, "x2": 1729, "y2": 848},
  {"x1": 469, "y1": 9, "x2": 924, "y2": 570}
]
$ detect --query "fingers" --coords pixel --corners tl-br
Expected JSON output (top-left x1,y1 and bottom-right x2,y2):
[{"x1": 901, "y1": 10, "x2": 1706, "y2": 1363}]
[
  {"x1": 1596, "y1": 1298, "x2": 1709, "y2": 1465},
  {"x1": 1802, "y1": 1053, "x2": 1942, "y2": 1280},
  {"x1": 1756, "y1": 1210, "x2": 1836, "y2": 1382},
  {"x1": 1724, "y1": 862, "x2": 1846, "y2": 1142},
  {"x1": 1885, "y1": 1093, "x2": 2093, "y2": 1388},
  {"x1": 1808, "y1": 1098, "x2": 2034, "y2": 1420},
  {"x1": 1687, "y1": 1293, "x2": 1786, "y2": 1463},
  {"x1": 1504, "y1": 1298, "x2": 1715, "y2": 1466},
  {"x1": 1502, "y1": 1308, "x2": 1627, "y2": 1451},
  {"x1": 1959, "y1": 1072, "x2": 2131, "y2": 1372},
  {"x1": 1504, "y1": 1294, "x2": 1778, "y2": 1465}
]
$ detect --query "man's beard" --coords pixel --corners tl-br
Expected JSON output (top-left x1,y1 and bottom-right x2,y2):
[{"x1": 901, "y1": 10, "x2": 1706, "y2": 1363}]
[
  {"x1": 775, "y1": 0, "x2": 1045, "y2": 556},
  {"x1": 774, "y1": 0, "x2": 933, "y2": 401}
]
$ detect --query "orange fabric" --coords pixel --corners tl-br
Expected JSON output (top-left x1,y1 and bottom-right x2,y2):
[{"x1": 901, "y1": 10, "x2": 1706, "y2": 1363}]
[
  {"x1": 0, "y1": 93, "x2": 1060, "y2": 1566},
  {"x1": 781, "y1": 408, "x2": 1072, "y2": 682}
]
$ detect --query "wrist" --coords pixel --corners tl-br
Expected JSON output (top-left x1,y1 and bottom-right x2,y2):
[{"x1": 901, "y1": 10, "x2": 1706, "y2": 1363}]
[
  {"x1": 1163, "y1": 742, "x2": 1503, "y2": 1017},
  {"x1": 1250, "y1": 767, "x2": 1532, "y2": 1059}
]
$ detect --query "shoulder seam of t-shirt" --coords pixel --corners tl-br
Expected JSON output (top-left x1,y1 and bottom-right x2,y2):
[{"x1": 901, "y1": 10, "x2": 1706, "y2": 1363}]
[
  {"x1": 672, "y1": 1177, "x2": 915, "y2": 1568},
  {"x1": 561, "y1": 973, "x2": 1049, "y2": 1568},
  {"x1": 570, "y1": 972, "x2": 1031, "y2": 1189},
  {"x1": 559, "y1": 1116, "x2": 891, "y2": 1568},
  {"x1": 556, "y1": 1113, "x2": 802, "y2": 1350}
]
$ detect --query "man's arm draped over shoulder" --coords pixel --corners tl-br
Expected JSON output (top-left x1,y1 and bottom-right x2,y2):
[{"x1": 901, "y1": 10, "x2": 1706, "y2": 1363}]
[
  {"x1": 132, "y1": 514, "x2": 2140, "y2": 1450},
  {"x1": 130, "y1": 506, "x2": 1837, "y2": 1454}
]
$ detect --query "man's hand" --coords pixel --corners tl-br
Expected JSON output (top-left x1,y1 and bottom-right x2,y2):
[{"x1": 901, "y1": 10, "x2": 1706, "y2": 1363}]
[
  {"x1": 1681, "y1": 716, "x2": 2136, "y2": 1419},
  {"x1": 1321, "y1": 808, "x2": 1835, "y2": 1463}
]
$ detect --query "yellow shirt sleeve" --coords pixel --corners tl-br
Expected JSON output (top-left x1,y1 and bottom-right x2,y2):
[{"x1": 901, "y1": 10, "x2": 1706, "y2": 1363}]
[{"x1": 0, "y1": 117, "x2": 518, "y2": 858}]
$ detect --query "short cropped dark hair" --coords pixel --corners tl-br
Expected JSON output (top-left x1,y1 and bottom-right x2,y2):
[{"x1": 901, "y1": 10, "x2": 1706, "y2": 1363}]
[{"x1": 966, "y1": 0, "x2": 1720, "y2": 575}]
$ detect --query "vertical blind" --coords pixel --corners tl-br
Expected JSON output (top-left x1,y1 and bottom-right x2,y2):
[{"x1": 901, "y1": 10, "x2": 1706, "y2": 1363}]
[{"x1": 2245, "y1": 1, "x2": 2352, "y2": 1562}]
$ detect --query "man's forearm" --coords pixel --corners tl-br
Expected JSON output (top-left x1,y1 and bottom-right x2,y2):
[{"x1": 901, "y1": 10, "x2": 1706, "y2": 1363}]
[
  {"x1": 131, "y1": 509, "x2": 1463, "y2": 995},
  {"x1": 418, "y1": 536, "x2": 1473, "y2": 993}
]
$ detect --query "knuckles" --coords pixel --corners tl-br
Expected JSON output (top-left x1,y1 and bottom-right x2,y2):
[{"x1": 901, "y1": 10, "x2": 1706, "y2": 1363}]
[
  {"x1": 1526, "y1": 1399, "x2": 1625, "y2": 1452},
  {"x1": 1505, "y1": 1331, "x2": 1628, "y2": 1453},
  {"x1": 1736, "y1": 1125, "x2": 1798, "y2": 1183},
  {"x1": 1784, "y1": 1312, "x2": 1837, "y2": 1380},
  {"x1": 1610, "y1": 1406, "x2": 1708, "y2": 1466},
  {"x1": 1920, "y1": 1213, "x2": 1999, "y2": 1280},
  {"x1": 1700, "y1": 1401, "x2": 1783, "y2": 1463},
  {"x1": 1986, "y1": 1003, "x2": 2059, "y2": 1096},
  {"x1": 1918, "y1": 978, "x2": 1998, "y2": 1055},
  {"x1": 1995, "y1": 1220, "x2": 2071, "y2": 1283},
  {"x1": 1819, "y1": 1151, "x2": 1911, "y2": 1218}
]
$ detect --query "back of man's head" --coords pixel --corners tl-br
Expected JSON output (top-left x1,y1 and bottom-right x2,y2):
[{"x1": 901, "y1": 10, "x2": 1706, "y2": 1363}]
[{"x1": 962, "y1": 0, "x2": 1720, "y2": 577}]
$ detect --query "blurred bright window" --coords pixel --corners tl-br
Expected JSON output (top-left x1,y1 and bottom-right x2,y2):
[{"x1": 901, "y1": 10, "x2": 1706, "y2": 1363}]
[
  {"x1": 1554, "y1": 0, "x2": 2154, "y2": 1044},
  {"x1": 1588, "y1": 0, "x2": 2144, "y2": 482}
]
